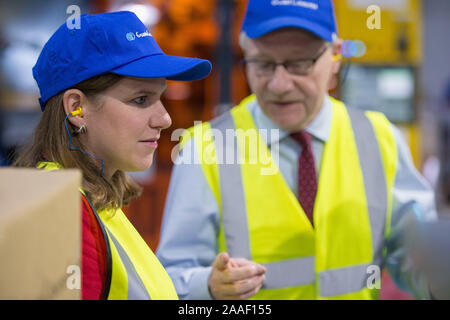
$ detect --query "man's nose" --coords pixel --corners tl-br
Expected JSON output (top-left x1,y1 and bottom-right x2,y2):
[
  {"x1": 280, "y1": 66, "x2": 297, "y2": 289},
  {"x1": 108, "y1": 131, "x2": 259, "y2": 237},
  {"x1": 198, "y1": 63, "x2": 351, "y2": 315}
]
[{"x1": 266, "y1": 65, "x2": 295, "y2": 95}]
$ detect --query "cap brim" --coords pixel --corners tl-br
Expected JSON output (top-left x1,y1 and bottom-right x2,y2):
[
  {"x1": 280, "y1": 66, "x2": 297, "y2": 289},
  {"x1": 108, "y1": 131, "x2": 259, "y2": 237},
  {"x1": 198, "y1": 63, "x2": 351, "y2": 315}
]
[
  {"x1": 245, "y1": 17, "x2": 334, "y2": 42},
  {"x1": 110, "y1": 54, "x2": 212, "y2": 81}
]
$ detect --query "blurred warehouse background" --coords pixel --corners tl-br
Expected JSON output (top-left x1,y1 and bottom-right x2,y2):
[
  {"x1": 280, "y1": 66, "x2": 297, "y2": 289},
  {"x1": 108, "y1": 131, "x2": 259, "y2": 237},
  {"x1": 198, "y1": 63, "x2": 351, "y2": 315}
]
[{"x1": 0, "y1": 0, "x2": 449, "y2": 299}]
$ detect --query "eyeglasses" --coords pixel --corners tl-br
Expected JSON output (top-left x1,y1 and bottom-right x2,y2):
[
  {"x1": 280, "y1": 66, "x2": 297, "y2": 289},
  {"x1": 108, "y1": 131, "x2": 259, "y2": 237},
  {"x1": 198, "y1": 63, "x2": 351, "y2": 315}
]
[{"x1": 244, "y1": 43, "x2": 331, "y2": 77}]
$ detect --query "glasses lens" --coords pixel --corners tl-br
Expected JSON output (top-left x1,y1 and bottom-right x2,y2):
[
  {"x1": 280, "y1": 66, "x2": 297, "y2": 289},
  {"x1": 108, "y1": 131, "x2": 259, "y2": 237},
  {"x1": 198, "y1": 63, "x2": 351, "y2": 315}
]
[
  {"x1": 253, "y1": 61, "x2": 274, "y2": 76},
  {"x1": 287, "y1": 61, "x2": 313, "y2": 75}
]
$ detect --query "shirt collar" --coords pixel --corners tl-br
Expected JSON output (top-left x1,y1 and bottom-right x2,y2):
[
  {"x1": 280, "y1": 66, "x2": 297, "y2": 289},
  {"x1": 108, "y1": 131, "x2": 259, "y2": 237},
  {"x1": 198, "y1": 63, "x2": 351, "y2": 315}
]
[{"x1": 250, "y1": 95, "x2": 333, "y2": 145}]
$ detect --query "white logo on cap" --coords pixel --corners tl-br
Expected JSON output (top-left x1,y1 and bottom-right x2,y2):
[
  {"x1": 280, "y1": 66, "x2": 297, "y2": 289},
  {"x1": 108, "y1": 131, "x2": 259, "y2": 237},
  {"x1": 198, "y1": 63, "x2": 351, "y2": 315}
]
[
  {"x1": 136, "y1": 30, "x2": 152, "y2": 38},
  {"x1": 126, "y1": 31, "x2": 152, "y2": 41},
  {"x1": 271, "y1": 0, "x2": 319, "y2": 10},
  {"x1": 126, "y1": 32, "x2": 136, "y2": 41}
]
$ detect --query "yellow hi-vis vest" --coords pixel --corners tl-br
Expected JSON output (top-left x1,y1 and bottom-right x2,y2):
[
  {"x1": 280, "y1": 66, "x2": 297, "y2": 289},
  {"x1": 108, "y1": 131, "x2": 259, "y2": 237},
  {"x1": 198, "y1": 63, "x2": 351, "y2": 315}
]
[
  {"x1": 180, "y1": 95, "x2": 397, "y2": 300},
  {"x1": 37, "y1": 161, "x2": 178, "y2": 300}
]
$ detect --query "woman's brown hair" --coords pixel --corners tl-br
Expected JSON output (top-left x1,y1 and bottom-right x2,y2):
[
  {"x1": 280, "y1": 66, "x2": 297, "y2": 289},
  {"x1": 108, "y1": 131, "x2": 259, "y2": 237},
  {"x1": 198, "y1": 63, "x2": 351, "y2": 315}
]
[{"x1": 13, "y1": 73, "x2": 143, "y2": 211}]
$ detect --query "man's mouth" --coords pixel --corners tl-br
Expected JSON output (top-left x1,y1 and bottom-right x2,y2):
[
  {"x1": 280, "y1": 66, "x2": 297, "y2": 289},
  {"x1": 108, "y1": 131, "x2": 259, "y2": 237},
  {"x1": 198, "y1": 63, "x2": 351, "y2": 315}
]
[{"x1": 269, "y1": 101, "x2": 301, "y2": 107}]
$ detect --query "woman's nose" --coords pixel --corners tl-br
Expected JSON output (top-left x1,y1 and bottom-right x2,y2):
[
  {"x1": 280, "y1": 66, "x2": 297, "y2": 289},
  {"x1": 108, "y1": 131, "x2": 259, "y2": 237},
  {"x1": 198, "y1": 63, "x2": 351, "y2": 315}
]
[{"x1": 150, "y1": 101, "x2": 172, "y2": 130}]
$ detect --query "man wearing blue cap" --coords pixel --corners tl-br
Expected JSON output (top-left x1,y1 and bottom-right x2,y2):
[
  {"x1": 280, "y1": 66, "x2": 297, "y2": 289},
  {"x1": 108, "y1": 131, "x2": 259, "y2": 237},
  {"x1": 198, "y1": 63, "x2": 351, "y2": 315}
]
[{"x1": 157, "y1": 0, "x2": 439, "y2": 299}]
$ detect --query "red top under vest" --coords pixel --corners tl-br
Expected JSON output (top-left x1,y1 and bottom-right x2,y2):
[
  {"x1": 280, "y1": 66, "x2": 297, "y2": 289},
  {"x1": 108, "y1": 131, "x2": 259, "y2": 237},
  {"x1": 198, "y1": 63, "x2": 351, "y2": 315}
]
[{"x1": 81, "y1": 198, "x2": 107, "y2": 300}]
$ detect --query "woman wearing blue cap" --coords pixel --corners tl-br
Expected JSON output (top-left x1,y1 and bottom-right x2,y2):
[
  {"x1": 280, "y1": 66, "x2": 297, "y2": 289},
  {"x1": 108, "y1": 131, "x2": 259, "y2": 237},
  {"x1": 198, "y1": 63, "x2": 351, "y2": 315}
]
[{"x1": 14, "y1": 11, "x2": 211, "y2": 300}]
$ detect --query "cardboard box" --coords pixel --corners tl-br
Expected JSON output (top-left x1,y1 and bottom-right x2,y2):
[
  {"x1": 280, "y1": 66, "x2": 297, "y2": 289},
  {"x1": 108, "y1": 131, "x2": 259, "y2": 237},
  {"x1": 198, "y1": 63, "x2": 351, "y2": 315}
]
[{"x1": 0, "y1": 168, "x2": 82, "y2": 299}]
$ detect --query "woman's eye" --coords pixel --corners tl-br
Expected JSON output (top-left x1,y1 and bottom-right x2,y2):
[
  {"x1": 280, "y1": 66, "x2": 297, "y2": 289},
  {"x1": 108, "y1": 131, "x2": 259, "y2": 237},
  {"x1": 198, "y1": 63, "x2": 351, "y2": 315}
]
[{"x1": 132, "y1": 96, "x2": 147, "y2": 105}]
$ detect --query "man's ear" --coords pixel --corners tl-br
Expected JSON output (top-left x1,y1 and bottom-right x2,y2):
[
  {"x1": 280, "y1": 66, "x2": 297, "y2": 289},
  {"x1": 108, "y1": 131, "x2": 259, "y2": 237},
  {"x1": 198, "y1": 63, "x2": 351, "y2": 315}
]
[
  {"x1": 63, "y1": 89, "x2": 87, "y2": 128},
  {"x1": 331, "y1": 39, "x2": 343, "y2": 74},
  {"x1": 327, "y1": 39, "x2": 343, "y2": 91}
]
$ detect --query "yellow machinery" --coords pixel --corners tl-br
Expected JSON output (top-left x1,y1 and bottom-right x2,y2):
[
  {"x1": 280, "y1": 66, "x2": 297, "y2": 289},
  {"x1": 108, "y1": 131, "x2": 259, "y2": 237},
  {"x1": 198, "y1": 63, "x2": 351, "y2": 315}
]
[{"x1": 334, "y1": 0, "x2": 423, "y2": 168}]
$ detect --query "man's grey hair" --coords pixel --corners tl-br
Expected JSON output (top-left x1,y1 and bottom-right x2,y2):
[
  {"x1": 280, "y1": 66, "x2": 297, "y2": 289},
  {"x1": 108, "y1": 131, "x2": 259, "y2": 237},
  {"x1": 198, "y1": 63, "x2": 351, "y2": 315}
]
[{"x1": 239, "y1": 30, "x2": 338, "y2": 52}]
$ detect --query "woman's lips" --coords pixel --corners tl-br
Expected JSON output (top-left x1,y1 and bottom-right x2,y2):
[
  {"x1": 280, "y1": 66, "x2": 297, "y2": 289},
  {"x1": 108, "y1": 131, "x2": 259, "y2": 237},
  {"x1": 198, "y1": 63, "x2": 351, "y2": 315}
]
[{"x1": 139, "y1": 139, "x2": 158, "y2": 148}]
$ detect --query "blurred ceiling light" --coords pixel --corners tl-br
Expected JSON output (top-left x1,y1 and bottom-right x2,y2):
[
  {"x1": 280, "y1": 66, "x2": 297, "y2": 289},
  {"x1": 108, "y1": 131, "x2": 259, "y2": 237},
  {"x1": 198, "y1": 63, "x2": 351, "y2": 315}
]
[
  {"x1": 1, "y1": 43, "x2": 40, "y2": 92},
  {"x1": 115, "y1": 3, "x2": 160, "y2": 27}
]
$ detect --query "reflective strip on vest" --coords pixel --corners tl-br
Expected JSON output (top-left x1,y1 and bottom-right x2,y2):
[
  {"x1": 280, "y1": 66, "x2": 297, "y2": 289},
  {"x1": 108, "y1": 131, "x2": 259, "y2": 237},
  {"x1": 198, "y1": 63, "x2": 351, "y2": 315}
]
[
  {"x1": 346, "y1": 107, "x2": 387, "y2": 269},
  {"x1": 319, "y1": 263, "x2": 373, "y2": 297},
  {"x1": 210, "y1": 112, "x2": 251, "y2": 260},
  {"x1": 264, "y1": 257, "x2": 315, "y2": 289},
  {"x1": 210, "y1": 104, "x2": 387, "y2": 296},
  {"x1": 107, "y1": 230, "x2": 151, "y2": 300}
]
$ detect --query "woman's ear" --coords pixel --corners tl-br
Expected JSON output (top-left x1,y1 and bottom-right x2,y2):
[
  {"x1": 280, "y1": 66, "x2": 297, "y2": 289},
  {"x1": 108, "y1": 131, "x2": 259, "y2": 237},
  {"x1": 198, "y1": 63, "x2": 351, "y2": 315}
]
[{"x1": 63, "y1": 89, "x2": 86, "y2": 128}]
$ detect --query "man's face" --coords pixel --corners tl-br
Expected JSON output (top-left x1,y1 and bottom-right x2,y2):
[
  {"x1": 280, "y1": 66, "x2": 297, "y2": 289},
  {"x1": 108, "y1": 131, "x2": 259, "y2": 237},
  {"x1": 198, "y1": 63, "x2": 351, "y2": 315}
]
[{"x1": 243, "y1": 28, "x2": 340, "y2": 132}]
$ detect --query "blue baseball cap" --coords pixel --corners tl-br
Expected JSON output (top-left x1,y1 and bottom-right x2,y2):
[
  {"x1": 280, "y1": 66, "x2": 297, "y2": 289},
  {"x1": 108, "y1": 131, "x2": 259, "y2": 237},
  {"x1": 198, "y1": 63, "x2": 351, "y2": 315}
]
[
  {"x1": 241, "y1": 0, "x2": 338, "y2": 42},
  {"x1": 33, "y1": 11, "x2": 212, "y2": 111}
]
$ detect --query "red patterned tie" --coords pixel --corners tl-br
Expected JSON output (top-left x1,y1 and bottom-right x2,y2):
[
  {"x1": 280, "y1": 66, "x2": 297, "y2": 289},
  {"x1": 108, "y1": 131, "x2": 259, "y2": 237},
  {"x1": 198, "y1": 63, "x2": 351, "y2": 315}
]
[{"x1": 291, "y1": 131, "x2": 317, "y2": 227}]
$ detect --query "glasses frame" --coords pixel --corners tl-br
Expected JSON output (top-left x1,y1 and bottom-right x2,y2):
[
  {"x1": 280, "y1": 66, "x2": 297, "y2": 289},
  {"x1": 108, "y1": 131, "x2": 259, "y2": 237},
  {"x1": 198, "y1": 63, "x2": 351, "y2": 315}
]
[{"x1": 243, "y1": 42, "x2": 332, "y2": 77}]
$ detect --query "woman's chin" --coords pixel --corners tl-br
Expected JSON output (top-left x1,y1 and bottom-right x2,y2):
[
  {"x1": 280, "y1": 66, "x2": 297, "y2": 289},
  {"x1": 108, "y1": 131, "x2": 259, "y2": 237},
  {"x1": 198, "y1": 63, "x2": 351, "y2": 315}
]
[{"x1": 125, "y1": 159, "x2": 154, "y2": 173}]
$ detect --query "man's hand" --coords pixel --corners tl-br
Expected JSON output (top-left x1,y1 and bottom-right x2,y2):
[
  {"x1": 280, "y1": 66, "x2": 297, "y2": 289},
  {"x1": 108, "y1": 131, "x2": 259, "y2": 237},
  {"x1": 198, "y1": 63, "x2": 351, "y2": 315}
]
[{"x1": 208, "y1": 252, "x2": 267, "y2": 300}]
